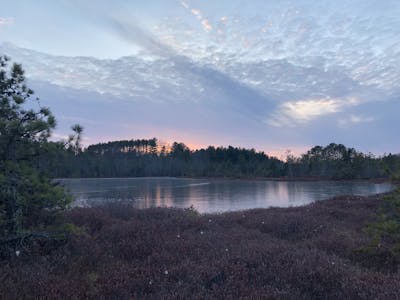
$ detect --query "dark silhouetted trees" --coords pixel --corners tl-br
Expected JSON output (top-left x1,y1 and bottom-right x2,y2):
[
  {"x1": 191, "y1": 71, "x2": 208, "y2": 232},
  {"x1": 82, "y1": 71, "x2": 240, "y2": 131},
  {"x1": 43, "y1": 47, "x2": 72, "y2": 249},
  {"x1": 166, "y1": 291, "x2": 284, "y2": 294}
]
[
  {"x1": 0, "y1": 56, "x2": 73, "y2": 253},
  {"x1": 37, "y1": 138, "x2": 399, "y2": 180},
  {"x1": 285, "y1": 143, "x2": 390, "y2": 179}
]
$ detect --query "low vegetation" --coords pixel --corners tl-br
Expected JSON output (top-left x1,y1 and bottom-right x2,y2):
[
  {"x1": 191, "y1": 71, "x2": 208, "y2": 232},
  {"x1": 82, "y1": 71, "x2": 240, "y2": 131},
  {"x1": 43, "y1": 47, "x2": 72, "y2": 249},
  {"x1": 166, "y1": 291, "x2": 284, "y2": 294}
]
[
  {"x1": 360, "y1": 186, "x2": 400, "y2": 271},
  {"x1": 1, "y1": 193, "x2": 400, "y2": 299}
]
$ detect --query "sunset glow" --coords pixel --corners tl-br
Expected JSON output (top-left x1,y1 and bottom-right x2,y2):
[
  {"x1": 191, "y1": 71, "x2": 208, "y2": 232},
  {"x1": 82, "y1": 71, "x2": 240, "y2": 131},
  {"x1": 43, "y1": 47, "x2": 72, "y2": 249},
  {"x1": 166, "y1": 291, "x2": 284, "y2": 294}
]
[{"x1": 1, "y1": 0, "x2": 399, "y2": 155}]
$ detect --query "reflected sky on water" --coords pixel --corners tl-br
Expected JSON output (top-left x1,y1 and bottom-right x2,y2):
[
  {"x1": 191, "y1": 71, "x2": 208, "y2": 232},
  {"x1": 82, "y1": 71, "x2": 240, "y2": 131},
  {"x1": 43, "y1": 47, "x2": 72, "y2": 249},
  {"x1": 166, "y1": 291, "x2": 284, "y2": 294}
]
[{"x1": 58, "y1": 177, "x2": 394, "y2": 213}]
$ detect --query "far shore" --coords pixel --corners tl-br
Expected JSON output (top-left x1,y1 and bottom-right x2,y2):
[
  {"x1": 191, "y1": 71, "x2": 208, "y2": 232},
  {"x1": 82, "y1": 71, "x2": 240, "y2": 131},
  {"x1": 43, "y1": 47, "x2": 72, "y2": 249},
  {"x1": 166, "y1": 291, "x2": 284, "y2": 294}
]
[{"x1": 55, "y1": 175, "x2": 392, "y2": 184}]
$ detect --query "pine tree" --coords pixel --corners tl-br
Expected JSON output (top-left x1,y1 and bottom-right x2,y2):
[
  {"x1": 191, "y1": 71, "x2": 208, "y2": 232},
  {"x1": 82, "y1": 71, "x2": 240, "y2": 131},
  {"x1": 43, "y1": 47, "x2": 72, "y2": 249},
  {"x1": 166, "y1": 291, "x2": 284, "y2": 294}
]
[{"x1": 0, "y1": 56, "x2": 72, "y2": 253}]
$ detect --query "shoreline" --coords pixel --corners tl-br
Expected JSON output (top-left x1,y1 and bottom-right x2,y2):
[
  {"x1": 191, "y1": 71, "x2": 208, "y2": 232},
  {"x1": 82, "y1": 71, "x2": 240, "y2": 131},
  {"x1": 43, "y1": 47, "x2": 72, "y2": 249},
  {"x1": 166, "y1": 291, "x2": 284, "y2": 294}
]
[{"x1": 55, "y1": 175, "x2": 392, "y2": 184}]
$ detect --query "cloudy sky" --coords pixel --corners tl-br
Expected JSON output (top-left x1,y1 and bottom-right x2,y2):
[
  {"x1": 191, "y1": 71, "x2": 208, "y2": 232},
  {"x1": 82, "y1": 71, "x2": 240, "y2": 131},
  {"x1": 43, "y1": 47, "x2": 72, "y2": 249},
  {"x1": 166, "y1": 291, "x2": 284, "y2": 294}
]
[{"x1": 0, "y1": 0, "x2": 399, "y2": 157}]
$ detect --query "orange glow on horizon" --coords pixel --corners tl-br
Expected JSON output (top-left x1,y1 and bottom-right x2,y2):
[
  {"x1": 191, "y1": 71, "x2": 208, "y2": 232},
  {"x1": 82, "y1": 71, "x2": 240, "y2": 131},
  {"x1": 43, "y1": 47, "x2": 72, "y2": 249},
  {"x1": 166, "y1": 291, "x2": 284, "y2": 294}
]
[
  {"x1": 77, "y1": 127, "x2": 310, "y2": 159},
  {"x1": 166, "y1": 139, "x2": 309, "y2": 159}
]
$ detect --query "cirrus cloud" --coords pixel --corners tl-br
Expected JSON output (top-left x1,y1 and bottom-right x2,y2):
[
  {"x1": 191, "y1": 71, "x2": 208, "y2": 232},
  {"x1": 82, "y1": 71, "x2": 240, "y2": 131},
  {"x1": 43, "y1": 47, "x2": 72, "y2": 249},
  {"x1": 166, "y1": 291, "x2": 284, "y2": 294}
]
[
  {"x1": 201, "y1": 19, "x2": 212, "y2": 32},
  {"x1": 338, "y1": 114, "x2": 376, "y2": 127},
  {"x1": 179, "y1": 0, "x2": 213, "y2": 32},
  {"x1": 0, "y1": 17, "x2": 14, "y2": 25}
]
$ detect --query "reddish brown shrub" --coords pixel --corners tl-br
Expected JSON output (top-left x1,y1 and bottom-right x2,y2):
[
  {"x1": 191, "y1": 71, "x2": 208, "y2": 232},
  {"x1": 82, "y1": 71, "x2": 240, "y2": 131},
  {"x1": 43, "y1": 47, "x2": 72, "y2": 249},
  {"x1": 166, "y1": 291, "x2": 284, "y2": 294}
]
[{"x1": 1, "y1": 194, "x2": 399, "y2": 299}]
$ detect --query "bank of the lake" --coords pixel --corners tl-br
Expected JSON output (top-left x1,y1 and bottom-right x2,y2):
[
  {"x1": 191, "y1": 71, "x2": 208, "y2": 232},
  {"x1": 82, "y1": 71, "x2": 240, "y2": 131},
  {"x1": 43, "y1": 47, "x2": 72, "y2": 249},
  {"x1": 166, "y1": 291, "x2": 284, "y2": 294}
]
[{"x1": 2, "y1": 192, "x2": 400, "y2": 299}]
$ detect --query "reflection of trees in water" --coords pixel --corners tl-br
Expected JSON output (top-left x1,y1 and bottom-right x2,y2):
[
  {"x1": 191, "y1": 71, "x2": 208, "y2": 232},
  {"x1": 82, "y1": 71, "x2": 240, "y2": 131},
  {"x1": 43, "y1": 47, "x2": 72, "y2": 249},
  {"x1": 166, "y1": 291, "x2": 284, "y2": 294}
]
[
  {"x1": 119, "y1": 179, "x2": 203, "y2": 209},
  {"x1": 64, "y1": 178, "x2": 394, "y2": 212}
]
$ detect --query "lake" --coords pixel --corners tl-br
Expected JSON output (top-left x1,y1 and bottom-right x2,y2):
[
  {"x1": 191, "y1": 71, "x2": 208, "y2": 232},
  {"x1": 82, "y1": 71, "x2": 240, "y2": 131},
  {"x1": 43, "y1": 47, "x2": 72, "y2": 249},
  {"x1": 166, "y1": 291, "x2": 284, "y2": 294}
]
[{"x1": 58, "y1": 177, "x2": 394, "y2": 213}]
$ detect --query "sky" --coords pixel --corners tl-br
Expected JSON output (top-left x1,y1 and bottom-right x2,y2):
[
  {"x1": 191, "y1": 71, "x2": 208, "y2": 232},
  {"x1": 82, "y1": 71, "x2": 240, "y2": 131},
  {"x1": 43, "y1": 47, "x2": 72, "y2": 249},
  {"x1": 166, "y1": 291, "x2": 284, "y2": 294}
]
[{"x1": 0, "y1": 0, "x2": 399, "y2": 157}]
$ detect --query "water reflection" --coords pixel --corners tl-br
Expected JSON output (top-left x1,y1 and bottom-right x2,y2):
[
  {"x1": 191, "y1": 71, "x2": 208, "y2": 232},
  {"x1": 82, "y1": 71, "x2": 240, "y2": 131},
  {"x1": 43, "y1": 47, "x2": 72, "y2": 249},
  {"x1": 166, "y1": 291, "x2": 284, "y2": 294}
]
[{"x1": 58, "y1": 178, "x2": 394, "y2": 213}]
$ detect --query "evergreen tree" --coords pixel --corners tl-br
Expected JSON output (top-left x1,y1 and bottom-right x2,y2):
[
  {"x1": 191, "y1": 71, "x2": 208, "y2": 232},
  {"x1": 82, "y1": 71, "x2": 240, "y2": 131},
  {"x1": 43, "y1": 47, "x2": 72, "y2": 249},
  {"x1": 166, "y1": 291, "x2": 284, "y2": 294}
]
[{"x1": 0, "y1": 56, "x2": 72, "y2": 252}]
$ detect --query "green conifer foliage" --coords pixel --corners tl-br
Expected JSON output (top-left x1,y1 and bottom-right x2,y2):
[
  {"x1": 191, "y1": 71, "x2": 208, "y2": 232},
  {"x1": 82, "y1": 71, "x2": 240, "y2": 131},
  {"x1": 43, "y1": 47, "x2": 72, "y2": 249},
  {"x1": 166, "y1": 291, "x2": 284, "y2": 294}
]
[{"x1": 0, "y1": 56, "x2": 71, "y2": 248}]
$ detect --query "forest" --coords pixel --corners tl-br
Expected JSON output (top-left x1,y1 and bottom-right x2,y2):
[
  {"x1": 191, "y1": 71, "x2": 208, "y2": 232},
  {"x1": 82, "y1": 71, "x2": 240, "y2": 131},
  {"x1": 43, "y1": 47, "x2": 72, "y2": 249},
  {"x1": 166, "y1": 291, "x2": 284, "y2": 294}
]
[{"x1": 37, "y1": 138, "x2": 400, "y2": 180}]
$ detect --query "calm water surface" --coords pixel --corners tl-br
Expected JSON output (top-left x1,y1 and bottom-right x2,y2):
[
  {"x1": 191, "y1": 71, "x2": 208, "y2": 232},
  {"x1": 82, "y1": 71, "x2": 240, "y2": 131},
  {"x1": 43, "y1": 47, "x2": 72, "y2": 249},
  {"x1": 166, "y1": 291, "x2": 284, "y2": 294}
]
[{"x1": 58, "y1": 177, "x2": 393, "y2": 213}]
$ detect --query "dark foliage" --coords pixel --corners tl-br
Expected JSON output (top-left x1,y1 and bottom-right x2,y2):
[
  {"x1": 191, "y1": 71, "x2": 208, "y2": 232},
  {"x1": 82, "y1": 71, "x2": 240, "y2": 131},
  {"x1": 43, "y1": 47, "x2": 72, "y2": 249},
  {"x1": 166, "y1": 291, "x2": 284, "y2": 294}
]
[
  {"x1": 2, "y1": 194, "x2": 400, "y2": 299},
  {"x1": 285, "y1": 143, "x2": 396, "y2": 179},
  {"x1": 0, "y1": 56, "x2": 73, "y2": 248},
  {"x1": 37, "y1": 139, "x2": 400, "y2": 180}
]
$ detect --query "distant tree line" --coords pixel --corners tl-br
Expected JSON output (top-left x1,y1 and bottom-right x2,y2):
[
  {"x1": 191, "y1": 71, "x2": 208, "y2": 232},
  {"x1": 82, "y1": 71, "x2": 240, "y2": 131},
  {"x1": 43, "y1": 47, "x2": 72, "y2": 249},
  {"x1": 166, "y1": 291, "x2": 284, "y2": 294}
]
[
  {"x1": 35, "y1": 139, "x2": 399, "y2": 180},
  {"x1": 36, "y1": 139, "x2": 284, "y2": 178},
  {"x1": 285, "y1": 143, "x2": 398, "y2": 180}
]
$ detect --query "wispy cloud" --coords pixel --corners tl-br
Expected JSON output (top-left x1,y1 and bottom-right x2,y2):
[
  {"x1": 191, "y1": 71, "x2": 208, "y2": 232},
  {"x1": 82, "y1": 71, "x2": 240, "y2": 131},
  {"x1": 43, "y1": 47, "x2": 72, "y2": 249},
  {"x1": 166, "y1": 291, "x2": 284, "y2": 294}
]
[
  {"x1": 0, "y1": 17, "x2": 14, "y2": 25},
  {"x1": 267, "y1": 97, "x2": 359, "y2": 127},
  {"x1": 338, "y1": 115, "x2": 375, "y2": 127},
  {"x1": 180, "y1": 0, "x2": 189, "y2": 9},
  {"x1": 201, "y1": 19, "x2": 213, "y2": 32},
  {"x1": 191, "y1": 9, "x2": 202, "y2": 18},
  {"x1": 179, "y1": 0, "x2": 213, "y2": 32}
]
